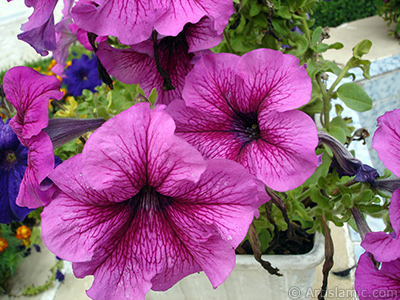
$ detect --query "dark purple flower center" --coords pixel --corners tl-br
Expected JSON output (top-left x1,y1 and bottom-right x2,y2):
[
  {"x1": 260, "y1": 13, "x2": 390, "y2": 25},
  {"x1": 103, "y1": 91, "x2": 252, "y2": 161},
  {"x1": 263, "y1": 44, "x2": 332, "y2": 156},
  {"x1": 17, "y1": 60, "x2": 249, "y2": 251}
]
[
  {"x1": 231, "y1": 111, "x2": 261, "y2": 143},
  {"x1": 1, "y1": 150, "x2": 17, "y2": 169},
  {"x1": 128, "y1": 185, "x2": 173, "y2": 213}
]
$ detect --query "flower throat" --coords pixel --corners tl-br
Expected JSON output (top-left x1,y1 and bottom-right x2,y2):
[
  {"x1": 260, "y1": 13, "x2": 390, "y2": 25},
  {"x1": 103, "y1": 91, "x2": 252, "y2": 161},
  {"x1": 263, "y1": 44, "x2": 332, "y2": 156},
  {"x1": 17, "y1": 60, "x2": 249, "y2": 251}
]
[{"x1": 231, "y1": 111, "x2": 261, "y2": 143}]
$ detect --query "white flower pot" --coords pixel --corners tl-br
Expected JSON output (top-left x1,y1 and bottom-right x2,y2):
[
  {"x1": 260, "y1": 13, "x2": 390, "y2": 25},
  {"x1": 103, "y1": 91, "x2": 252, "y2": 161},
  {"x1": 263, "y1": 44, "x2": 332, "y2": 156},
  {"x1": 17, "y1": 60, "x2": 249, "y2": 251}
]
[{"x1": 146, "y1": 233, "x2": 325, "y2": 300}]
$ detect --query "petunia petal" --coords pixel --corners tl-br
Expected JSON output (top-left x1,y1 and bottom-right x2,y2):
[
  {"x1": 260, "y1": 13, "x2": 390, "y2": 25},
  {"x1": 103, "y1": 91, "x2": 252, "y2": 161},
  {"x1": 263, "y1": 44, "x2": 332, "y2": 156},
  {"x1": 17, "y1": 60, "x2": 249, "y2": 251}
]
[
  {"x1": 17, "y1": 0, "x2": 58, "y2": 55},
  {"x1": 166, "y1": 99, "x2": 244, "y2": 159},
  {"x1": 236, "y1": 48, "x2": 312, "y2": 112},
  {"x1": 362, "y1": 188, "x2": 400, "y2": 262},
  {"x1": 82, "y1": 103, "x2": 206, "y2": 193},
  {"x1": 243, "y1": 109, "x2": 318, "y2": 191},
  {"x1": 71, "y1": 0, "x2": 155, "y2": 46},
  {"x1": 355, "y1": 253, "x2": 400, "y2": 299},
  {"x1": 16, "y1": 131, "x2": 56, "y2": 208},
  {"x1": 4, "y1": 67, "x2": 63, "y2": 141},
  {"x1": 373, "y1": 109, "x2": 400, "y2": 178}
]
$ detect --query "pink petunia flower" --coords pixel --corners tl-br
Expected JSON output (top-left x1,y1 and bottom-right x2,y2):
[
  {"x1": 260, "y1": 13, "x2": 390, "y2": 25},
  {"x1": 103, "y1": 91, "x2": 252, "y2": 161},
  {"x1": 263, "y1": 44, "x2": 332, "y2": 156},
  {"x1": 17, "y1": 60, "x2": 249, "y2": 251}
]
[
  {"x1": 166, "y1": 49, "x2": 319, "y2": 191},
  {"x1": 3, "y1": 66, "x2": 63, "y2": 208},
  {"x1": 41, "y1": 103, "x2": 266, "y2": 300},
  {"x1": 71, "y1": 0, "x2": 234, "y2": 46},
  {"x1": 96, "y1": 17, "x2": 222, "y2": 105},
  {"x1": 362, "y1": 109, "x2": 400, "y2": 262},
  {"x1": 3, "y1": 66, "x2": 103, "y2": 208},
  {"x1": 355, "y1": 253, "x2": 400, "y2": 299}
]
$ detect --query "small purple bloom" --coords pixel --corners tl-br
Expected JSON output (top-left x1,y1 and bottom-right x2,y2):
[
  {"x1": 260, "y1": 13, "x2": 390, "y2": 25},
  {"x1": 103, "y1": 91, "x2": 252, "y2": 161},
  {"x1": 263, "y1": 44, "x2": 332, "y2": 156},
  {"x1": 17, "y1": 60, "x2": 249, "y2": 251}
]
[
  {"x1": 355, "y1": 253, "x2": 400, "y2": 299},
  {"x1": 63, "y1": 54, "x2": 102, "y2": 97},
  {"x1": 0, "y1": 119, "x2": 33, "y2": 223},
  {"x1": 166, "y1": 49, "x2": 319, "y2": 191},
  {"x1": 71, "y1": 0, "x2": 233, "y2": 46},
  {"x1": 42, "y1": 103, "x2": 266, "y2": 300},
  {"x1": 3, "y1": 66, "x2": 63, "y2": 208},
  {"x1": 97, "y1": 17, "x2": 222, "y2": 105}
]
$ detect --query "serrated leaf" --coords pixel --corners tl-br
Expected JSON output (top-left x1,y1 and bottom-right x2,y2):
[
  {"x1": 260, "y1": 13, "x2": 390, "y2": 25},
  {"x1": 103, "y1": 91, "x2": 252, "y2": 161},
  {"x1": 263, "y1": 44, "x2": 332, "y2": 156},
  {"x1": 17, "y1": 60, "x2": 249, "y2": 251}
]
[{"x1": 336, "y1": 82, "x2": 373, "y2": 112}]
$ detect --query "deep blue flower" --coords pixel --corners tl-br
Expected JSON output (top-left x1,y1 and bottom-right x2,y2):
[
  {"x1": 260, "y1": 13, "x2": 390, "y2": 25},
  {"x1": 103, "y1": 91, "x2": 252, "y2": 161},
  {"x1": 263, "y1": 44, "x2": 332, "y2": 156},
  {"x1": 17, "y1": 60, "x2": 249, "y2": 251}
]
[
  {"x1": 56, "y1": 270, "x2": 65, "y2": 282},
  {"x1": 0, "y1": 119, "x2": 33, "y2": 223},
  {"x1": 63, "y1": 54, "x2": 102, "y2": 97}
]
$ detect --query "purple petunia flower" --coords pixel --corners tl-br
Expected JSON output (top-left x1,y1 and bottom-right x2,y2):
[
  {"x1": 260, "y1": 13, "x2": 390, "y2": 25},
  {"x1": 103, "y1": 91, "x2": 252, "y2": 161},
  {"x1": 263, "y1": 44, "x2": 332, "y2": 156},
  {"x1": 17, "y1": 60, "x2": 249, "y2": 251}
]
[
  {"x1": 355, "y1": 253, "x2": 400, "y2": 299},
  {"x1": 63, "y1": 54, "x2": 103, "y2": 97},
  {"x1": 361, "y1": 109, "x2": 400, "y2": 262},
  {"x1": 41, "y1": 103, "x2": 267, "y2": 300},
  {"x1": 14, "y1": 0, "x2": 58, "y2": 56},
  {"x1": 96, "y1": 17, "x2": 222, "y2": 105},
  {"x1": 71, "y1": 0, "x2": 234, "y2": 46},
  {"x1": 166, "y1": 49, "x2": 319, "y2": 191},
  {"x1": 3, "y1": 66, "x2": 63, "y2": 209},
  {"x1": 0, "y1": 119, "x2": 33, "y2": 223}
]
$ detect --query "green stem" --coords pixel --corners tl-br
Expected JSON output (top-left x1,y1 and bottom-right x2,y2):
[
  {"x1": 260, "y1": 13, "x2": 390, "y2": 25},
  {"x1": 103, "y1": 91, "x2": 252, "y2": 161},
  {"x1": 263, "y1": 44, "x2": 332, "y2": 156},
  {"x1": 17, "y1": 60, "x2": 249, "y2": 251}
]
[
  {"x1": 300, "y1": 18, "x2": 311, "y2": 44},
  {"x1": 223, "y1": 30, "x2": 235, "y2": 54}
]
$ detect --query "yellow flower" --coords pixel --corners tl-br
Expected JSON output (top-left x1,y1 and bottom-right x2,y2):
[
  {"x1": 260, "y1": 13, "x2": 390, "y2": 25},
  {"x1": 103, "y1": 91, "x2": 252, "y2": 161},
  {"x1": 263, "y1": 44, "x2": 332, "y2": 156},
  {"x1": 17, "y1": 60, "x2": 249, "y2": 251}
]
[
  {"x1": 0, "y1": 238, "x2": 7, "y2": 253},
  {"x1": 55, "y1": 97, "x2": 78, "y2": 118},
  {"x1": 47, "y1": 59, "x2": 57, "y2": 71},
  {"x1": 16, "y1": 225, "x2": 31, "y2": 240}
]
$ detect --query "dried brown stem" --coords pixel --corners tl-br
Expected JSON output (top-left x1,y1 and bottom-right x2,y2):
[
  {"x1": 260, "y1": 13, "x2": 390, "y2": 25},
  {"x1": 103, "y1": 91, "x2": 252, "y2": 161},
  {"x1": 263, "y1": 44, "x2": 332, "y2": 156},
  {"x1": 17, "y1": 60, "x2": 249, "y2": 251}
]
[{"x1": 248, "y1": 222, "x2": 282, "y2": 276}]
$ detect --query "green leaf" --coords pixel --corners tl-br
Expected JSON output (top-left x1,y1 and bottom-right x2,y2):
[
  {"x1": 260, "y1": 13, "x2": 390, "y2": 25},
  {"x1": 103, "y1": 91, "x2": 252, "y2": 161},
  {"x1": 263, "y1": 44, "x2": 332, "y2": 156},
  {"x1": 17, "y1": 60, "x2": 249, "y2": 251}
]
[
  {"x1": 330, "y1": 116, "x2": 352, "y2": 136},
  {"x1": 249, "y1": 3, "x2": 262, "y2": 17},
  {"x1": 328, "y1": 42, "x2": 344, "y2": 50},
  {"x1": 328, "y1": 126, "x2": 346, "y2": 144},
  {"x1": 352, "y1": 39, "x2": 372, "y2": 59},
  {"x1": 311, "y1": 26, "x2": 322, "y2": 48},
  {"x1": 336, "y1": 83, "x2": 373, "y2": 112},
  {"x1": 294, "y1": 33, "x2": 309, "y2": 56},
  {"x1": 148, "y1": 88, "x2": 158, "y2": 106},
  {"x1": 310, "y1": 184, "x2": 331, "y2": 209},
  {"x1": 341, "y1": 194, "x2": 353, "y2": 209},
  {"x1": 335, "y1": 104, "x2": 344, "y2": 116}
]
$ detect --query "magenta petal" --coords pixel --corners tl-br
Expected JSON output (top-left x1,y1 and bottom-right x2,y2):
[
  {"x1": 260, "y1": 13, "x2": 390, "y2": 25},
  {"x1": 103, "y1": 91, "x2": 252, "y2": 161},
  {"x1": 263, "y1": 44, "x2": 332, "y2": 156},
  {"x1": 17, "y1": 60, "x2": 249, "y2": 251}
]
[
  {"x1": 246, "y1": 109, "x2": 318, "y2": 191},
  {"x1": 181, "y1": 52, "x2": 243, "y2": 115},
  {"x1": 71, "y1": 0, "x2": 155, "y2": 45},
  {"x1": 362, "y1": 189, "x2": 400, "y2": 262},
  {"x1": 168, "y1": 102, "x2": 318, "y2": 191},
  {"x1": 96, "y1": 42, "x2": 185, "y2": 105},
  {"x1": 355, "y1": 253, "x2": 400, "y2": 299},
  {"x1": 16, "y1": 131, "x2": 56, "y2": 208},
  {"x1": 167, "y1": 100, "x2": 244, "y2": 159},
  {"x1": 373, "y1": 109, "x2": 400, "y2": 178},
  {"x1": 166, "y1": 159, "x2": 268, "y2": 249},
  {"x1": 185, "y1": 17, "x2": 223, "y2": 53},
  {"x1": 82, "y1": 103, "x2": 206, "y2": 192},
  {"x1": 43, "y1": 156, "x2": 134, "y2": 263},
  {"x1": 236, "y1": 48, "x2": 312, "y2": 112},
  {"x1": 4, "y1": 67, "x2": 63, "y2": 141},
  {"x1": 154, "y1": 0, "x2": 234, "y2": 37}
]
